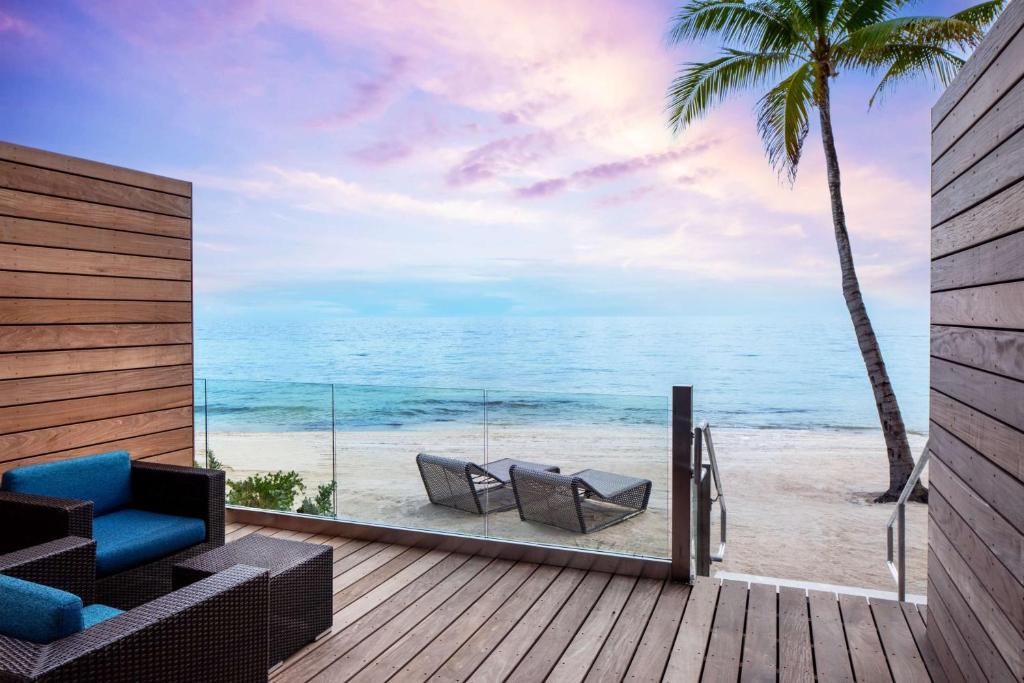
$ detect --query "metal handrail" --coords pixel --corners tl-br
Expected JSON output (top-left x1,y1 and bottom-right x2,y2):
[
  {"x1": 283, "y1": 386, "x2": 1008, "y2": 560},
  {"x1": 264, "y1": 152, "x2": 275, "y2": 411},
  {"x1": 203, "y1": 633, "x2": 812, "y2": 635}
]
[
  {"x1": 886, "y1": 439, "x2": 930, "y2": 602},
  {"x1": 698, "y1": 421, "x2": 726, "y2": 562}
]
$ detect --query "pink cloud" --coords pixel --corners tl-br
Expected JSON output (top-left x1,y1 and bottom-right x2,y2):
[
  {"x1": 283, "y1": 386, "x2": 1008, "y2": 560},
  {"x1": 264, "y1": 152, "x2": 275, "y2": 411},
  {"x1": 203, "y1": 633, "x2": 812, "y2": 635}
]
[
  {"x1": 351, "y1": 140, "x2": 414, "y2": 164},
  {"x1": 516, "y1": 141, "x2": 715, "y2": 199},
  {"x1": 517, "y1": 178, "x2": 570, "y2": 198},
  {"x1": 447, "y1": 131, "x2": 558, "y2": 186},
  {"x1": 0, "y1": 10, "x2": 34, "y2": 37},
  {"x1": 75, "y1": 0, "x2": 264, "y2": 50},
  {"x1": 310, "y1": 54, "x2": 409, "y2": 128},
  {"x1": 595, "y1": 184, "x2": 657, "y2": 207}
]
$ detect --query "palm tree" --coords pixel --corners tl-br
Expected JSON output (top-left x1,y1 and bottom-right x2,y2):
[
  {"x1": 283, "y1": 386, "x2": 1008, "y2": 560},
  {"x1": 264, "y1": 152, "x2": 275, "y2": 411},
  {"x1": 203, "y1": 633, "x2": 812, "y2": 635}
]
[{"x1": 666, "y1": 0, "x2": 1002, "y2": 502}]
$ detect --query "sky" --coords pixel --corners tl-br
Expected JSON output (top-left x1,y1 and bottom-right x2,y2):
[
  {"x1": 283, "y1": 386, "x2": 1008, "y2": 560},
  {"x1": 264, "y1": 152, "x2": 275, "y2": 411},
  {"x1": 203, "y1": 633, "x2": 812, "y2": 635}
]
[{"x1": 0, "y1": 0, "x2": 973, "y2": 320}]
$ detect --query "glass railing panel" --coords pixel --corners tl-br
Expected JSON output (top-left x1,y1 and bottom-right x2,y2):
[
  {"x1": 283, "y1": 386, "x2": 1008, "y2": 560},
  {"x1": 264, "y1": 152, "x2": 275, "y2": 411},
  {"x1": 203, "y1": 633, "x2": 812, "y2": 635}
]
[
  {"x1": 483, "y1": 389, "x2": 670, "y2": 558},
  {"x1": 331, "y1": 384, "x2": 486, "y2": 537},
  {"x1": 205, "y1": 379, "x2": 335, "y2": 517},
  {"x1": 193, "y1": 378, "x2": 207, "y2": 467}
]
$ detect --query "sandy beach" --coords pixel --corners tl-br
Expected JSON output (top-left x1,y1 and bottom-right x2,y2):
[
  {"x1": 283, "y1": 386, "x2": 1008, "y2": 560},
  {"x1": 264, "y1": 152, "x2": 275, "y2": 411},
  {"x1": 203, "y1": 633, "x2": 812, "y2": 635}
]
[{"x1": 199, "y1": 425, "x2": 928, "y2": 595}]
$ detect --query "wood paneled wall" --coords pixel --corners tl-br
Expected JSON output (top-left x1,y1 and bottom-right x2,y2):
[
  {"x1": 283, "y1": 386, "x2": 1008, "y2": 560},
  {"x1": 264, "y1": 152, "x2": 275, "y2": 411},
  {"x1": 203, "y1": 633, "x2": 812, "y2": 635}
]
[
  {"x1": 928, "y1": 3, "x2": 1024, "y2": 680},
  {"x1": 0, "y1": 142, "x2": 194, "y2": 473}
]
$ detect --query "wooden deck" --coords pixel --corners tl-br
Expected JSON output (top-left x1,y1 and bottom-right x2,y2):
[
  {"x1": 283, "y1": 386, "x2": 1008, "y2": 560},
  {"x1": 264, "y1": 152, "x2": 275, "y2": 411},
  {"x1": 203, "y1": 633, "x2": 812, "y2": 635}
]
[{"x1": 227, "y1": 523, "x2": 943, "y2": 682}]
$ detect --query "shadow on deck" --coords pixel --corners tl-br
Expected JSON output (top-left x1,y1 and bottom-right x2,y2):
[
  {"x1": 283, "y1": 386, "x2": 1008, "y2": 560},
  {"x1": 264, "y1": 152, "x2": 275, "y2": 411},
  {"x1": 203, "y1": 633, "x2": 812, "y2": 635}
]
[{"x1": 227, "y1": 523, "x2": 941, "y2": 682}]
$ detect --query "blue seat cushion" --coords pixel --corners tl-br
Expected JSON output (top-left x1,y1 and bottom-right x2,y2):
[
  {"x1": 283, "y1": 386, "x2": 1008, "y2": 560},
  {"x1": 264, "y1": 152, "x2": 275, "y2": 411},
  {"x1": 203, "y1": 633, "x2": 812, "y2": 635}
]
[
  {"x1": 93, "y1": 508, "x2": 206, "y2": 576},
  {"x1": 1, "y1": 451, "x2": 132, "y2": 516},
  {"x1": 0, "y1": 574, "x2": 83, "y2": 644},
  {"x1": 82, "y1": 603, "x2": 123, "y2": 628}
]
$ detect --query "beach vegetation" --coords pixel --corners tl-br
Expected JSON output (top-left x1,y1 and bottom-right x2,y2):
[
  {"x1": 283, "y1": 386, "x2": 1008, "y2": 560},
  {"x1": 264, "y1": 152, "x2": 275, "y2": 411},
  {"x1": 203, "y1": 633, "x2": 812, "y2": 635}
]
[
  {"x1": 298, "y1": 481, "x2": 337, "y2": 517},
  {"x1": 665, "y1": 0, "x2": 1003, "y2": 501},
  {"x1": 205, "y1": 449, "x2": 223, "y2": 471},
  {"x1": 226, "y1": 470, "x2": 305, "y2": 511}
]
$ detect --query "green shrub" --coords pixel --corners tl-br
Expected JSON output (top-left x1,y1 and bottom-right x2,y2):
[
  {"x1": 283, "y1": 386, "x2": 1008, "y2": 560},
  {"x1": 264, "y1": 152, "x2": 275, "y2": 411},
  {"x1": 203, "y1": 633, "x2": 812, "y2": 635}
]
[
  {"x1": 205, "y1": 449, "x2": 223, "y2": 470},
  {"x1": 298, "y1": 481, "x2": 336, "y2": 517},
  {"x1": 226, "y1": 471, "x2": 304, "y2": 511}
]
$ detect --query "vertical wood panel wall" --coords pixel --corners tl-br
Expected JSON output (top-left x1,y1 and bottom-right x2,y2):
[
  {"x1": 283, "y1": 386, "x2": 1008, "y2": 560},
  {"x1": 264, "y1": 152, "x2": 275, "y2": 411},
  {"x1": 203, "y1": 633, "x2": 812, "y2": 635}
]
[
  {"x1": 928, "y1": 3, "x2": 1024, "y2": 680},
  {"x1": 0, "y1": 142, "x2": 194, "y2": 473}
]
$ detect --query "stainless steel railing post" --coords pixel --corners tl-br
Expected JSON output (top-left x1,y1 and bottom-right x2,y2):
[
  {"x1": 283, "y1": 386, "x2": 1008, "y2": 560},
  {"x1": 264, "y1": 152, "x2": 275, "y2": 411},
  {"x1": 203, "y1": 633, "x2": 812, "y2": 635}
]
[{"x1": 885, "y1": 440, "x2": 929, "y2": 602}]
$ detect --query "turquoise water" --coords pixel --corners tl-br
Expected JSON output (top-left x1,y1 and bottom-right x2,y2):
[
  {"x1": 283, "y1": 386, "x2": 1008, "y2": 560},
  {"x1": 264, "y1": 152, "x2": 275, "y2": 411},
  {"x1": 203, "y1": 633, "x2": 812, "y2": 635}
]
[{"x1": 194, "y1": 314, "x2": 929, "y2": 434}]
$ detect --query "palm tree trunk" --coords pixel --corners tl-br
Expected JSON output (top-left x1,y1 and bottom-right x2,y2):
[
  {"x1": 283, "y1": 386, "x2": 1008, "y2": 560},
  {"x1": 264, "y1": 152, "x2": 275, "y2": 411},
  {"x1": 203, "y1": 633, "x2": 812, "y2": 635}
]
[{"x1": 816, "y1": 77, "x2": 926, "y2": 503}]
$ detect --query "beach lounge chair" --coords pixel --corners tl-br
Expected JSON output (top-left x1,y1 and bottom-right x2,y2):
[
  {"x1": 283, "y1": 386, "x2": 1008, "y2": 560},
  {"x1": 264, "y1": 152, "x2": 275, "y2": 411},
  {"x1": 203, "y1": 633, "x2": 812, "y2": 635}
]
[
  {"x1": 416, "y1": 453, "x2": 559, "y2": 514},
  {"x1": 509, "y1": 466, "x2": 652, "y2": 533}
]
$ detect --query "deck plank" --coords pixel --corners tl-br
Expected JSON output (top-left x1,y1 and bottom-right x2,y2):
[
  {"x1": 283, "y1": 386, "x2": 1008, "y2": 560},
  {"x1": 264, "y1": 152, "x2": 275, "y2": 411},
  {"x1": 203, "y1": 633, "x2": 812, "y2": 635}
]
[
  {"x1": 273, "y1": 553, "x2": 481, "y2": 683},
  {"x1": 740, "y1": 582, "x2": 777, "y2": 683},
  {"x1": 663, "y1": 577, "x2": 720, "y2": 682},
  {"x1": 809, "y1": 590, "x2": 854, "y2": 682},
  {"x1": 242, "y1": 525, "x2": 945, "y2": 683},
  {"x1": 330, "y1": 541, "x2": 386, "y2": 578},
  {"x1": 311, "y1": 558, "x2": 508, "y2": 682},
  {"x1": 839, "y1": 593, "x2": 892, "y2": 683},
  {"x1": 872, "y1": 599, "x2": 932, "y2": 683},
  {"x1": 332, "y1": 543, "x2": 404, "y2": 589},
  {"x1": 390, "y1": 562, "x2": 539, "y2": 681},
  {"x1": 332, "y1": 546, "x2": 429, "y2": 612},
  {"x1": 224, "y1": 524, "x2": 262, "y2": 542},
  {"x1": 778, "y1": 586, "x2": 813, "y2": 683},
  {"x1": 272, "y1": 549, "x2": 454, "y2": 679},
  {"x1": 345, "y1": 560, "x2": 518, "y2": 682},
  {"x1": 585, "y1": 577, "x2": 664, "y2": 683},
  {"x1": 547, "y1": 573, "x2": 637, "y2": 683},
  {"x1": 900, "y1": 602, "x2": 948, "y2": 683},
  {"x1": 332, "y1": 544, "x2": 418, "y2": 590},
  {"x1": 625, "y1": 580, "x2": 691, "y2": 682},
  {"x1": 507, "y1": 570, "x2": 613, "y2": 681},
  {"x1": 702, "y1": 579, "x2": 748, "y2": 682},
  {"x1": 464, "y1": 568, "x2": 586, "y2": 683},
  {"x1": 427, "y1": 565, "x2": 562, "y2": 682}
]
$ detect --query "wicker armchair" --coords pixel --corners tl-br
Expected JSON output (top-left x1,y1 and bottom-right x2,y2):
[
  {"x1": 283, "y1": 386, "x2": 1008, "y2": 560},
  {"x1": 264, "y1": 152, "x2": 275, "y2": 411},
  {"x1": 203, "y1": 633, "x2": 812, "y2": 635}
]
[
  {"x1": 0, "y1": 459, "x2": 225, "y2": 610},
  {"x1": 0, "y1": 536, "x2": 268, "y2": 683}
]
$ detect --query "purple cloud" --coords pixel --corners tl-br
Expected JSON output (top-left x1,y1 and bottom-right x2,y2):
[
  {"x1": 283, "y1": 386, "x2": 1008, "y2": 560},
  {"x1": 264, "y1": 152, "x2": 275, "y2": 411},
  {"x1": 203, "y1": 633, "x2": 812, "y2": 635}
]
[
  {"x1": 595, "y1": 184, "x2": 657, "y2": 207},
  {"x1": 310, "y1": 54, "x2": 408, "y2": 128},
  {"x1": 516, "y1": 178, "x2": 569, "y2": 198},
  {"x1": 515, "y1": 142, "x2": 715, "y2": 199},
  {"x1": 351, "y1": 140, "x2": 414, "y2": 164},
  {"x1": 446, "y1": 131, "x2": 557, "y2": 186},
  {"x1": 0, "y1": 10, "x2": 33, "y2": 36}
]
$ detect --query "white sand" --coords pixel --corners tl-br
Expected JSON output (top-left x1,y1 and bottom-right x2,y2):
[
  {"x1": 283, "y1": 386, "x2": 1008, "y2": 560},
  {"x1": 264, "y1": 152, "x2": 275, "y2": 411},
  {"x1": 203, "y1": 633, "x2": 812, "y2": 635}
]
[{"x1": 198, "y1": 425, "x2": 928, "y2": 594}]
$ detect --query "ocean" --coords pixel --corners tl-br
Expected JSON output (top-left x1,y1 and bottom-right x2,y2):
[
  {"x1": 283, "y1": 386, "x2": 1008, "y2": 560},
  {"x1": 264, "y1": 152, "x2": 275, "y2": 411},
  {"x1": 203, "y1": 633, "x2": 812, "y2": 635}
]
[{"x1": 193, "y1": 314, "x2": 930, "y2": 435}]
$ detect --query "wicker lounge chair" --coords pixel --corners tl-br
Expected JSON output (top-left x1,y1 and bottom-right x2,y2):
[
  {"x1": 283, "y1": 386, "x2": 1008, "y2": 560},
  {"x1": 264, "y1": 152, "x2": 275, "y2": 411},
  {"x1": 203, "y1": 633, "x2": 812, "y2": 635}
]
[
  {"x1": 0, "y1": 536, "x2": 268, "y2": 683},
  {"x1": 0, "y1": 451, "x2": 225, "y2": 610},
  {"x1": 509, "y1": 466, "x2": 652, "y2": 533},
  {"x1": 416, "y1": 453, "x2": 560, "y2": 514}
]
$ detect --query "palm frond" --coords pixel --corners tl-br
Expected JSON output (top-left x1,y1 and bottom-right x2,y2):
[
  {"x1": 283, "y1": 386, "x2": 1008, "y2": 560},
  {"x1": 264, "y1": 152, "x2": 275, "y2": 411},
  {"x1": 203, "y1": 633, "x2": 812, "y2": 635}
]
[
  {"x1": 800, "y1": 0, "x2": 838, "y2": 33},
  {"x1": 756, "y1": 62, "x2": 815, "y2": 181},
  {"x1": 667, "y1": 0, "x2": 811, "y2": 52},
  {"x1": 668, "y1": 49, "x2": 801, "y2": 133},
  {"x1": 868, "y1": 45, "x2": 964, "y2": 106},
  {"x1": 951, "y1": 0, "x2": 1005, "y2": 29},
  {"x1": 835, "y1": 14, "x2": 985, "y2": 67},
  {"x1": 829, "y1": 0, "x2": 909, "y2": 35}
]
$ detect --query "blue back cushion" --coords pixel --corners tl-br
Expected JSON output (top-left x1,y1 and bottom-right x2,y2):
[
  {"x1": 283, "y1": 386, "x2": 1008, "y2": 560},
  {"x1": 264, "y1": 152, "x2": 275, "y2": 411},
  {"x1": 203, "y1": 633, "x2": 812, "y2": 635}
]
[
  {"x1": 1, "y1": 451, "x2": 132, "y2": 515},
  {"x1": 0, "y1": 574, "x2": 83, "y2": 643}
]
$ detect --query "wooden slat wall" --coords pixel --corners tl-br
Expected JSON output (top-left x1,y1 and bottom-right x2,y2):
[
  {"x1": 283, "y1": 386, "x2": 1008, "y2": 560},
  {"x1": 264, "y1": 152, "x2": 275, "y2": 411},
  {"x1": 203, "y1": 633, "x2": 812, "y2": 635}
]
[
  {"x1": 928, "y1": 4, "x2": 1024, "y2": 681},
  {"x1": 0, "y1": 142, "x2": 194, "y2": 473}
]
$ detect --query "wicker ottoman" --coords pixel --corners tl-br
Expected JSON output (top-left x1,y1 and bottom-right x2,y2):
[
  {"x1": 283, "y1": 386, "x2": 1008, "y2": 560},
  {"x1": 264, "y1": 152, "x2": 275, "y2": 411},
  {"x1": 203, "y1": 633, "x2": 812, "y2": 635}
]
[{"x1": 172, "y1": 533, "x2": 331, "y2": 668}]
